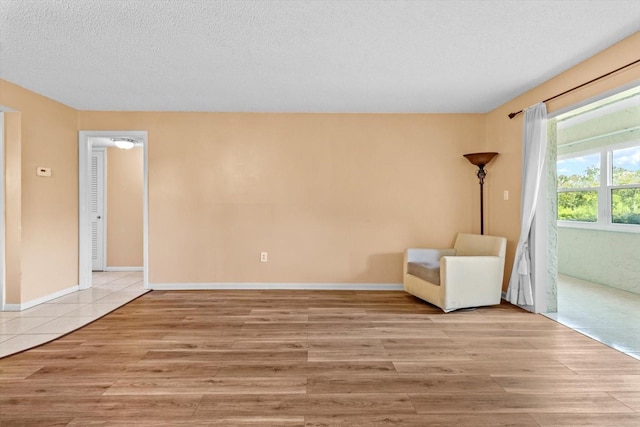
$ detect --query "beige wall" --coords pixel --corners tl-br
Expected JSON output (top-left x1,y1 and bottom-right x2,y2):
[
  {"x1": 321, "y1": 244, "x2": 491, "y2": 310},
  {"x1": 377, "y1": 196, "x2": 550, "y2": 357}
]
[
  {"x1": 486, "y1": 31, "x2": 640, "y2": 290},
  {"x1": 106, "y1": 146, "x2": 143, "y2": 267},
  {"x1": 0, "y1": 80, "x2": 79, "y2": 304},
  {"x1": 1, "y1": 30, "x2": 639, "y2": 301},
  {"x1": 4, "y1": 112, "x2": 22, "y2": 303},
  {"x1": 78, "y1": 112, "x2": 485, "y2": 285}
]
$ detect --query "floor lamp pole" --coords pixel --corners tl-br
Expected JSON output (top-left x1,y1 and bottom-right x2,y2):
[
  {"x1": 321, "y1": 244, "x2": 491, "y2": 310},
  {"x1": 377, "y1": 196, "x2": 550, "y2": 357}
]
[
  {"x1": 477, "y1": 165, "x2": 486, "y2": 235},
  {"x1": 463, "y1": 152, "x2": 498, "y2": 236}
]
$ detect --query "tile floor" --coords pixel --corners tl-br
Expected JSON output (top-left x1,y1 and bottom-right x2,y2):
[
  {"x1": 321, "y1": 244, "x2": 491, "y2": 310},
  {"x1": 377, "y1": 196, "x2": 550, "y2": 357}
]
[
  {"x1": 0, "y1": 271, "x2": 147, "y2": 358},
  {"x1": 545, "y1": 274, "x2": 640, "y2": 360}
]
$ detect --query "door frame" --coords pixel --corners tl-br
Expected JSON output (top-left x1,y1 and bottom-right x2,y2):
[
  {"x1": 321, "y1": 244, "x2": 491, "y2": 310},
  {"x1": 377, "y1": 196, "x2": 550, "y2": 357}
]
[
  {"x1": 79, "y1": 130, "x2": 149, "y2": 290},
  {"x1": 0, "y1": 113, "x2": 5, "y2": 309},
  {"x1": 534, "y1": 79, "x2": 640, "y2": 314}
]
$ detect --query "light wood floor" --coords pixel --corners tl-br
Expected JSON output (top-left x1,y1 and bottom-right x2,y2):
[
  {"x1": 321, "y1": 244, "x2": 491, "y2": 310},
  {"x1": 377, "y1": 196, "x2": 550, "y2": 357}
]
[{"x1": 1, "y1": 290, "x2": 639, "y2": 426}]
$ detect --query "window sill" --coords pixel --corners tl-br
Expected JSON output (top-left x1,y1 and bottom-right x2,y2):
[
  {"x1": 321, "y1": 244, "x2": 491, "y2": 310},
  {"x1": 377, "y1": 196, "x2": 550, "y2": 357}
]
[{"x1": 558, "y1": 221, "x2": 640, "y2": 234}]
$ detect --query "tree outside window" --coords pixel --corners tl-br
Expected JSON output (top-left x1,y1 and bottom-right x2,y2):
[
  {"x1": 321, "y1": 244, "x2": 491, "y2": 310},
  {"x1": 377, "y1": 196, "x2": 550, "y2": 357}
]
[
  {"x1": 611, "y1": 145, "x2": 640, "y2": 225},
  {"x1": 557, "y1": 153, "x2": 599, "y2": 222}
]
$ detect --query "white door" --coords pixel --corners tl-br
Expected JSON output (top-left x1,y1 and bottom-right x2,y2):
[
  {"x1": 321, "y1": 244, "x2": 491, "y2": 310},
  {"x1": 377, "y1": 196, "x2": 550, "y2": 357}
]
[{"x1": 91, "y1": 149, "x2": 106, "y2": 271}]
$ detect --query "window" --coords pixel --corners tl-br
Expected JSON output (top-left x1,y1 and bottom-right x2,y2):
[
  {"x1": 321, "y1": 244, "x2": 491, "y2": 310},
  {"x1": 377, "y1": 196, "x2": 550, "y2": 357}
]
[
  {"x1": 558, "y1": 145, "x2": 640, "y2": 228},
  {"x1": 555, "y1": 85, "x2": 640, "y2": 232},
  {"x1": 611, "y1": 145, "x2": 640, "y2": 225},
  {"x1": 557, "y1": 153, "x2": 599, "y2": 222}
]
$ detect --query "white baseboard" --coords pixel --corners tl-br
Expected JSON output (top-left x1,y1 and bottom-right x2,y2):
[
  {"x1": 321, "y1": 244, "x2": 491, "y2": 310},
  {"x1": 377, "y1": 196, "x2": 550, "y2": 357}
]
[
  {"x1": 104, "y1": 266, "x2": 144, "y2": 272},
  {"x1": 2, "y1": 284, "x2": 79, "y2": 312},
  {"x1": 150, "y1": 282, "x2": 404, "y2": 291}
]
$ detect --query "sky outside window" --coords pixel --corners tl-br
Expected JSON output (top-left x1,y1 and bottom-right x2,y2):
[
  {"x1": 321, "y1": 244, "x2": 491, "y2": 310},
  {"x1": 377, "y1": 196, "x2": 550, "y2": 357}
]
[
  {"x1": 558, "y1": 153, "x2": 600, "y2": 188},
  {"x1": 612, "y1": 145, "x2": 640, "y2": 185}
]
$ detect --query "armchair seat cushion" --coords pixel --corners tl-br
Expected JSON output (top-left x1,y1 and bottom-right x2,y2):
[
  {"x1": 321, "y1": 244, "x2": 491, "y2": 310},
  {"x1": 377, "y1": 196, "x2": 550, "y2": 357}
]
[{"x1": 407, "y1": 262, "x2": 441, "y2": 285}]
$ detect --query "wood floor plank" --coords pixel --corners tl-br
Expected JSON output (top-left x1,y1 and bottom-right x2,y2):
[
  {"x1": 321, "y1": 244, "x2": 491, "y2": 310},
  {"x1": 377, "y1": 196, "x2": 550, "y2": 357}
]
[
  {"x1": 451, "y1": 337, "x2": 540, "y2": 350},
  {"x1": 0, "y1": 396, "x2": 104, "y2": 419},
  {"x1": 67, "y1": 417, "x2": 306, "y2": 426},
  {"x1": 307, "y1": 338, "x2": 384, "y2": 350},
  {"x1": 103, "y1": 377, "x2": 307, "y2": 395},
  {"x1": 231, "y1": 339, "x2": 309, "y2": 350},
  {"x1": 307, "y1": 348, "x2": 389, "y2": 362},
  {"x1": 493, "y1": 374, "x2": 640, "y2": 393},
  {"x1": 608, "y1": 391, "x2": 640, "y2": 411},
  {"x1": 526, "y1": 335, "x2": 609, "y2": 349},
  {"x1": 531, "y1": 413, "x2": 640, "y2": 426},
  {"x1": 409, "y1": 392, "x2": 634, "y2": 414},
  {"x1": 307, "y1": 327, "x2": 448, "y2": 340},
  {"x1": 305, "y1": 413, "x2": 540, "y2": 427},
  {"x1": 194, "y1": 393, "x2": 416, "y2": 416},
  {"x1": 467, "y1": 347, "x2": 631, "y2": 360},
  {"x1": 444, "y1": 328, "x2": 582, "y2": 339},
  {"x1": 1, "y1": 289, "x2": 638, "y2": 424},
  {"x1": 307, "y1": 374, "x2": 503, "y2": 394},
  {"x1": 25, "y1": 362, "x2": 221, "y2": 380},
  {"x1": 1, "y1": 349, "x2": 149, "y2": 365},
  {"x1": 216, "y1": 361, "x2": 399, "y2": 378},
  {"x1": 0, "y1": 379, "x2": 113, "y2": 396},
  {"x1": 0, "y1": 363, "x2": 44, "y2": 380},
  {"x1": 140, "y1": 349, "x2": 308, "y2": 363},
  {"x1": 89, "y1": 395, "x2": 203, "y2": 418},
  {"x1": 556, "y1": 359, "x2": 640, "y2": 375},
  {"x1": 0, "y1": 417, "x2": 75, "y2": 426},
  {"x1": 394, "y1": 359, "x2": 576, "y2": 376},
  {"x1": 113, "y1": 339, "x2": 237, "y2": 351},
  {"x1": 307, "y1": 314, "x2": 368, "y2": 323},
  {"x1": 385, "y1": 348, "x2": 473, "y2": 362}
]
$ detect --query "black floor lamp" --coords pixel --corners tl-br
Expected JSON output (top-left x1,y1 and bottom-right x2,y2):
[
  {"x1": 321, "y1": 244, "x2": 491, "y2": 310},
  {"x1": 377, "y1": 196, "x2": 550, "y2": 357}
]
[{"x1": 463, "y1": 152, "x2": 498, "y2": 235}]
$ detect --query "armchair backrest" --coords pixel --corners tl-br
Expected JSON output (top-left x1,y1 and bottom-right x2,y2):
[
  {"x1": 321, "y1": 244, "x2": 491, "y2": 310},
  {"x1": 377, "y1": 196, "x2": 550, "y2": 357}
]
[{"x1": 453, "y1": 233, "x2": 506, "y2": 258}]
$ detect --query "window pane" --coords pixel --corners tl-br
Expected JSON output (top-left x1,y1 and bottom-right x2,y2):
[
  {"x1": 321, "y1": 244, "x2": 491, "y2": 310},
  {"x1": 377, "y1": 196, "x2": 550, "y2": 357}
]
[
  {"x1": 558, "y1": 191, "x2": 598, "y2": 222},
  {"x1": 557, "y1": 153, "x2": 600, "y2": 189},
  {"x1": 612, "y1": 188, "x2": 640, "y2": 225},
  {"x1": 612, "y1": 146, "x2": 640, "y2": 186}
]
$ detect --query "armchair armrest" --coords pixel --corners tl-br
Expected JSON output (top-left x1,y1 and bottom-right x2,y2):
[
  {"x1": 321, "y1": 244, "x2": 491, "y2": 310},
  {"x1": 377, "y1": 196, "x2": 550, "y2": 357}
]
[{"x1": 440, "y1": 256, "x2": 505, "y2": 310}]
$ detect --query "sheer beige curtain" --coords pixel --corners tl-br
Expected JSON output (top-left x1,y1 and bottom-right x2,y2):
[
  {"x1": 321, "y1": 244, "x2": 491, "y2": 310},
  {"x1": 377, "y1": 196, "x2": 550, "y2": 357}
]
[{"x1": 506, "y1": 103, "x2": 548, "y2": 306}]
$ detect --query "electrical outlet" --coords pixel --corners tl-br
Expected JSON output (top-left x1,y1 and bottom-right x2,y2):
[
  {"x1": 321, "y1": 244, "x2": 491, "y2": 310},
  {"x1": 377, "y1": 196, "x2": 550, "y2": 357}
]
[
  {"x1": 503, "y1": 190, "x2": 509, "y2": 200},
  {"x1": 260, "y1": 252, "x2": 268, "y2": 262}
]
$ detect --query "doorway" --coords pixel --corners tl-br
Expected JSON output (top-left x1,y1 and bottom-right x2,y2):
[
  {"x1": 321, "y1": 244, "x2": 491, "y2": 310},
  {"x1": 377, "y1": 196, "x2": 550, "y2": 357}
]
[
  {"x1": 542, "y1": 83, "x2": 640, "y2": 356},
  {"x1": 0, "y1": 113, "x2": 5, "y2": 309},
  {"x1": 79, "y1": 131, "x2": 149, "y2": 290},
  {"x1": 522, "y1": 82, "x2": 640, "y2": 314}
]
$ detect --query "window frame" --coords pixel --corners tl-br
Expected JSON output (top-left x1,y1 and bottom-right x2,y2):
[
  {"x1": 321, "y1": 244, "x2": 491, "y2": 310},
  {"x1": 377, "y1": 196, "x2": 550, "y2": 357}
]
[{"x1": 557, "y1": 140, "x2": 640, "y2": 233}]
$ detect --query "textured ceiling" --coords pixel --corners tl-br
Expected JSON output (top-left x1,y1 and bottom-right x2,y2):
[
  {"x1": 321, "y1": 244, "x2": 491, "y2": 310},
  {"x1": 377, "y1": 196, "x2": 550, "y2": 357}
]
[{"x1": 1, "y1": 0, "x2": 639, "y2": 113}]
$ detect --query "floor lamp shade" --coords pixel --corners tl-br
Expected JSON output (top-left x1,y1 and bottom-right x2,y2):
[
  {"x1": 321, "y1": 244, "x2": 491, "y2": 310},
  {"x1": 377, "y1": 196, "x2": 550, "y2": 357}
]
[{"x1": 464, "y1": 152, "x2": 498, "y2": 235}]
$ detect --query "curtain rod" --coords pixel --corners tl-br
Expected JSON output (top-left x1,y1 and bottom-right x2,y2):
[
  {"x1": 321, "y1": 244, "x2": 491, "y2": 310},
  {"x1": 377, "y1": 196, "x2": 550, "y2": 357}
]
[{"x1": 507, "y1": 58, "x2": 640, "y2": 119}]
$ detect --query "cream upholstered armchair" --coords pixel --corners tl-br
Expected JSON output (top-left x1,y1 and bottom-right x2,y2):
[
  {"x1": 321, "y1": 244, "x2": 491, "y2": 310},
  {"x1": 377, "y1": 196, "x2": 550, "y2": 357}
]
[{"x1": 403, "y1": 233, "x2": 507, "y2": 312}]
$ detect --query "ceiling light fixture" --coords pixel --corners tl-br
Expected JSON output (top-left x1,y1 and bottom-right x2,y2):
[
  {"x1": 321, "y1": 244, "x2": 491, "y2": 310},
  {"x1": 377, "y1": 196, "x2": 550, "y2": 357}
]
[{"x1": 111, "y1": 137, "x2": 137, "y2": 150}]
